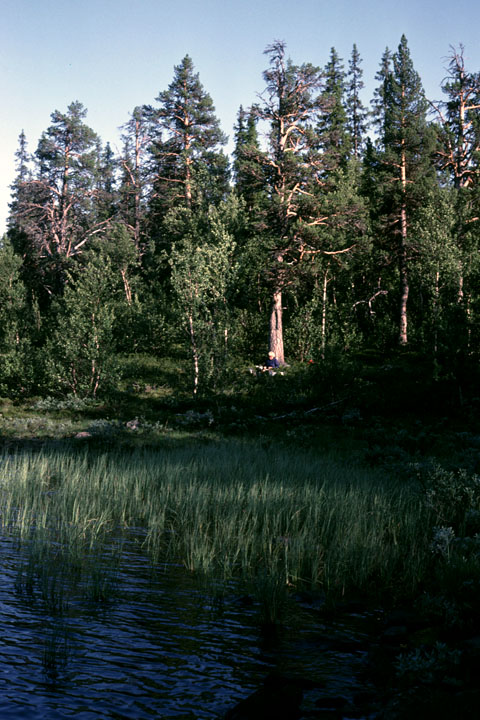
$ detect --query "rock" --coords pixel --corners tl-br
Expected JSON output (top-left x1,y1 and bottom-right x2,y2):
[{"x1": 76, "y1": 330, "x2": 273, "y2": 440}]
[
  {"x1": 74, "y1": 431, "x2": 92, "y2": 439},
  {"x1": 223, "y1": 672, "x2": 303, "y2": 720}
]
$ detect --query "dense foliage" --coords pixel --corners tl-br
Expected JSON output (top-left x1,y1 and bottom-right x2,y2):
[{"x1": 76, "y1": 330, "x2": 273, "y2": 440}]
[{"x1": 3, "y1": 37, "x2": 480, "y2": 399}]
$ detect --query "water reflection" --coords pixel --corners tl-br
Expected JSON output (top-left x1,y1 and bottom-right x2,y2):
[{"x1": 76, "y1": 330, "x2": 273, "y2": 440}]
[
  {"x1": 0, "y1": 536, "x2": 278, "y2": 719},
  {"x1": 0, "y1": 536, "x2": 376, "y2": 719}
]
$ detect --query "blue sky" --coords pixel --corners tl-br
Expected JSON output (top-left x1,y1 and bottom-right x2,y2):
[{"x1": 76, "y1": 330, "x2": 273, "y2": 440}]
[{"x1": 1, "y1": 0, "x2": 479, "y2": 233}]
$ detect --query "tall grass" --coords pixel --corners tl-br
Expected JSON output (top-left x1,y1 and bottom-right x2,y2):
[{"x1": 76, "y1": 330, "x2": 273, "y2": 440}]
[{"x1": 0, "y1": 439, "x2": 433, "y2": 614}]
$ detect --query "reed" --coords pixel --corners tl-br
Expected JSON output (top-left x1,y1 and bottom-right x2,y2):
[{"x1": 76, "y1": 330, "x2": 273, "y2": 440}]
[{"x1": 0, "y1": 439, "x2": 434, "y2": 615}]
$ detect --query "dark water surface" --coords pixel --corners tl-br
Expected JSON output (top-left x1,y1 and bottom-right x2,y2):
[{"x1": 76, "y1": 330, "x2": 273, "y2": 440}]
[{"x1": 0, "y1": 535, "x2": 377, "y2": 719}]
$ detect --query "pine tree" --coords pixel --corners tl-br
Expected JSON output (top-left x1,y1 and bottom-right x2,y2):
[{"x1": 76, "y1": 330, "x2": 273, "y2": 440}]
[
  {"x1": 118, "y1": 106, "x2": 151, "y2": 250},
  {"x1": 431, "y1": 45, "x2": 480, "y2": 349},
  {"x1": 8, "y1": 102, "x2": 107, "y2": 300},
  {"x1": 251, "y1": 41, "x2": 363, "y2": 362},
  {"x1": 147, "y1": 55, "x2": 229, "y2": 224},
  {"x1": 33, "y1": 101, "x2": 101, "y2": 258},
  {"x1": 433, "y1": 46, "x2": 480, "y2": 191}
]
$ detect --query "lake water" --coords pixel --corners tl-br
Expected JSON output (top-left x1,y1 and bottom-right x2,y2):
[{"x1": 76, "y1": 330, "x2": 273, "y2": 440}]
[{"x1": 0, "y1": 533, "x2": 379, "y2": 719}]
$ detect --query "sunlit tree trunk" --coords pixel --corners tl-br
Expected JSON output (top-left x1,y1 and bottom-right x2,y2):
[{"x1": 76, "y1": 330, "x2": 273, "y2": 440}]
[
  {"x1": 398, "y1": 148, "x2": 409, "y2": 346},
  {"x1": 251, "y1": 42, "x2": 359, "y2": 364},
  {"x1": 120, "y1": 268, "x2": 132, "y2": 305},
  {"x1": 433, "y1": 269, "x2": 440, "y2": 355},
  {"x1": 269, "y1": 290, "x2": 285, "y2": 363},
  {"x1": 188, "y1": 313, "x2": 199, "y2": 396},
  {"x1": 321, "y1": 269, "x2": 329, "y2": 358}
]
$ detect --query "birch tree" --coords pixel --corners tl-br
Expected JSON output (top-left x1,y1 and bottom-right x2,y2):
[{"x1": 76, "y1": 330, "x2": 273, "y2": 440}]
[{"x1": 169, "y1": 208, "x2": 236, "y2": 395}]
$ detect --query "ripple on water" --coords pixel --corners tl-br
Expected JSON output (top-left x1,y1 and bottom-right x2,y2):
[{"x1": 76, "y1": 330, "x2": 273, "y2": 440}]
[
  {"x1": 0, "y1": 535, "x2": 378, "y2": 719},
  {"x1": 0, "y1": 536, "x2": 275, "y2": 719}
]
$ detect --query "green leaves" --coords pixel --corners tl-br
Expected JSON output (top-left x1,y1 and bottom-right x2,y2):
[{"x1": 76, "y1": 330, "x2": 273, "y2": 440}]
[
  {"x1": 168, "y1": 204, "x2": 238, "y2": 393},
  {"x1": 41, "y1": 259, "x2": 118, "y2": 397}
]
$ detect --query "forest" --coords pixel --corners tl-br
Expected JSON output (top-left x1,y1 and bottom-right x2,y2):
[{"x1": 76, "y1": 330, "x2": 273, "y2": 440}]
[
  {"x1": 2, "y1": 36, "x2": 480, "y2": 718},
  {"x1": 1, "y1": 35, "x2": 479, "y2": 407}
]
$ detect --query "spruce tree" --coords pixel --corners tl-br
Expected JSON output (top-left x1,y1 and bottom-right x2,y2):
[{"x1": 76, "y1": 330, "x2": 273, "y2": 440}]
[
  {"x1": 317, "y1": 47, "x2": 352, "y2": 172},
  {"x1": 369, "y1": 36, "x2": 437, "y2": 346},
  {"x1": 8, "y1": 130, "x2": 31, "y2": 231},
  {"x1": 346, "y1": 44, "x2": 369, "y2": 158},
  {"x1": 313, "y1": 49, "x2": 371, "y2": 358},
  {"x1": 95, "y1": 141, "x2": 117, "y2": 224},
  {"x1": 371, "y1": 48, "x2": 392, "y2": 139},
  {"x1": 232, "y1": 106, "x2": 266, "y2": 215},
  {"x1": 7, "y1": 131, "x2": 38, "y2": 293}
]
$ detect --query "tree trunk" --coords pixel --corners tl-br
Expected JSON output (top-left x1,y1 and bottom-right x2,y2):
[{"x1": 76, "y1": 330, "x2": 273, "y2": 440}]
[
  {"x1": 269, "y1": 290, "x2": 285, "y2": 363},
  {"x1": 185, "y1": 128, "x2": 193, "y2": 208},
  {"x1": 188, "y1": 313, "x2": 199, "y2": 396},
  {"x1": 134, "y1": 118, "x2": 142, "y2": 249},
  {"x1": 433, "y1": 269, "x2": 440, "y2": 356},
  {"x1": 458, "y1": 267, "x2": 464, "y2": 304},
  {"x1": 398, "y1": 148, "x2": 409, "y2": 346},
  {"x1": 120, "y1": 268, "x2": 132, "y2": 305},
  {"x1": 398, "y1": 205, "x2": 409, "y2": 346},
  {"x1": 321, "y1": 269, "x2": 329, "y2": 359}
]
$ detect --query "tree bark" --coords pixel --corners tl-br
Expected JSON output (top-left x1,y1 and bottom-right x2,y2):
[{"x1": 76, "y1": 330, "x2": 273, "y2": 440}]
[
  {"x1": 321, "y1": 269, "x2": 329, "y2": 359},
  {"x1": 188, "y1": 313, "x2": 199, "y2": 395},
  {"x1": 134, "y1": 116, "x2": 142, "y2": 249},
  {"x1": 398, "y1": 203, "x2": 409, "y2": 346},
  {"x1": 269, "y1": 290, "x2": 285, "y2": 363},
  {"x1": 433, "y1": 269, "x2": 440, "y2": 356},
  {"x1": 120, "y1": 268, "x2": 132, "y2": 305},
  {"x1": 398, "y1": 145, "x2": 409, "y2": 346}
]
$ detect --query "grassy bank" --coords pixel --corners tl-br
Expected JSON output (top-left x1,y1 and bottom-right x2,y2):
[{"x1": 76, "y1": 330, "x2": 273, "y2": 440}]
[
  {"x1": 2, "y1": 352, "x2": 480, "y2": 713},
  {"x1": 1, "y1": 348, "x2": 479, "y2": 617}
]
